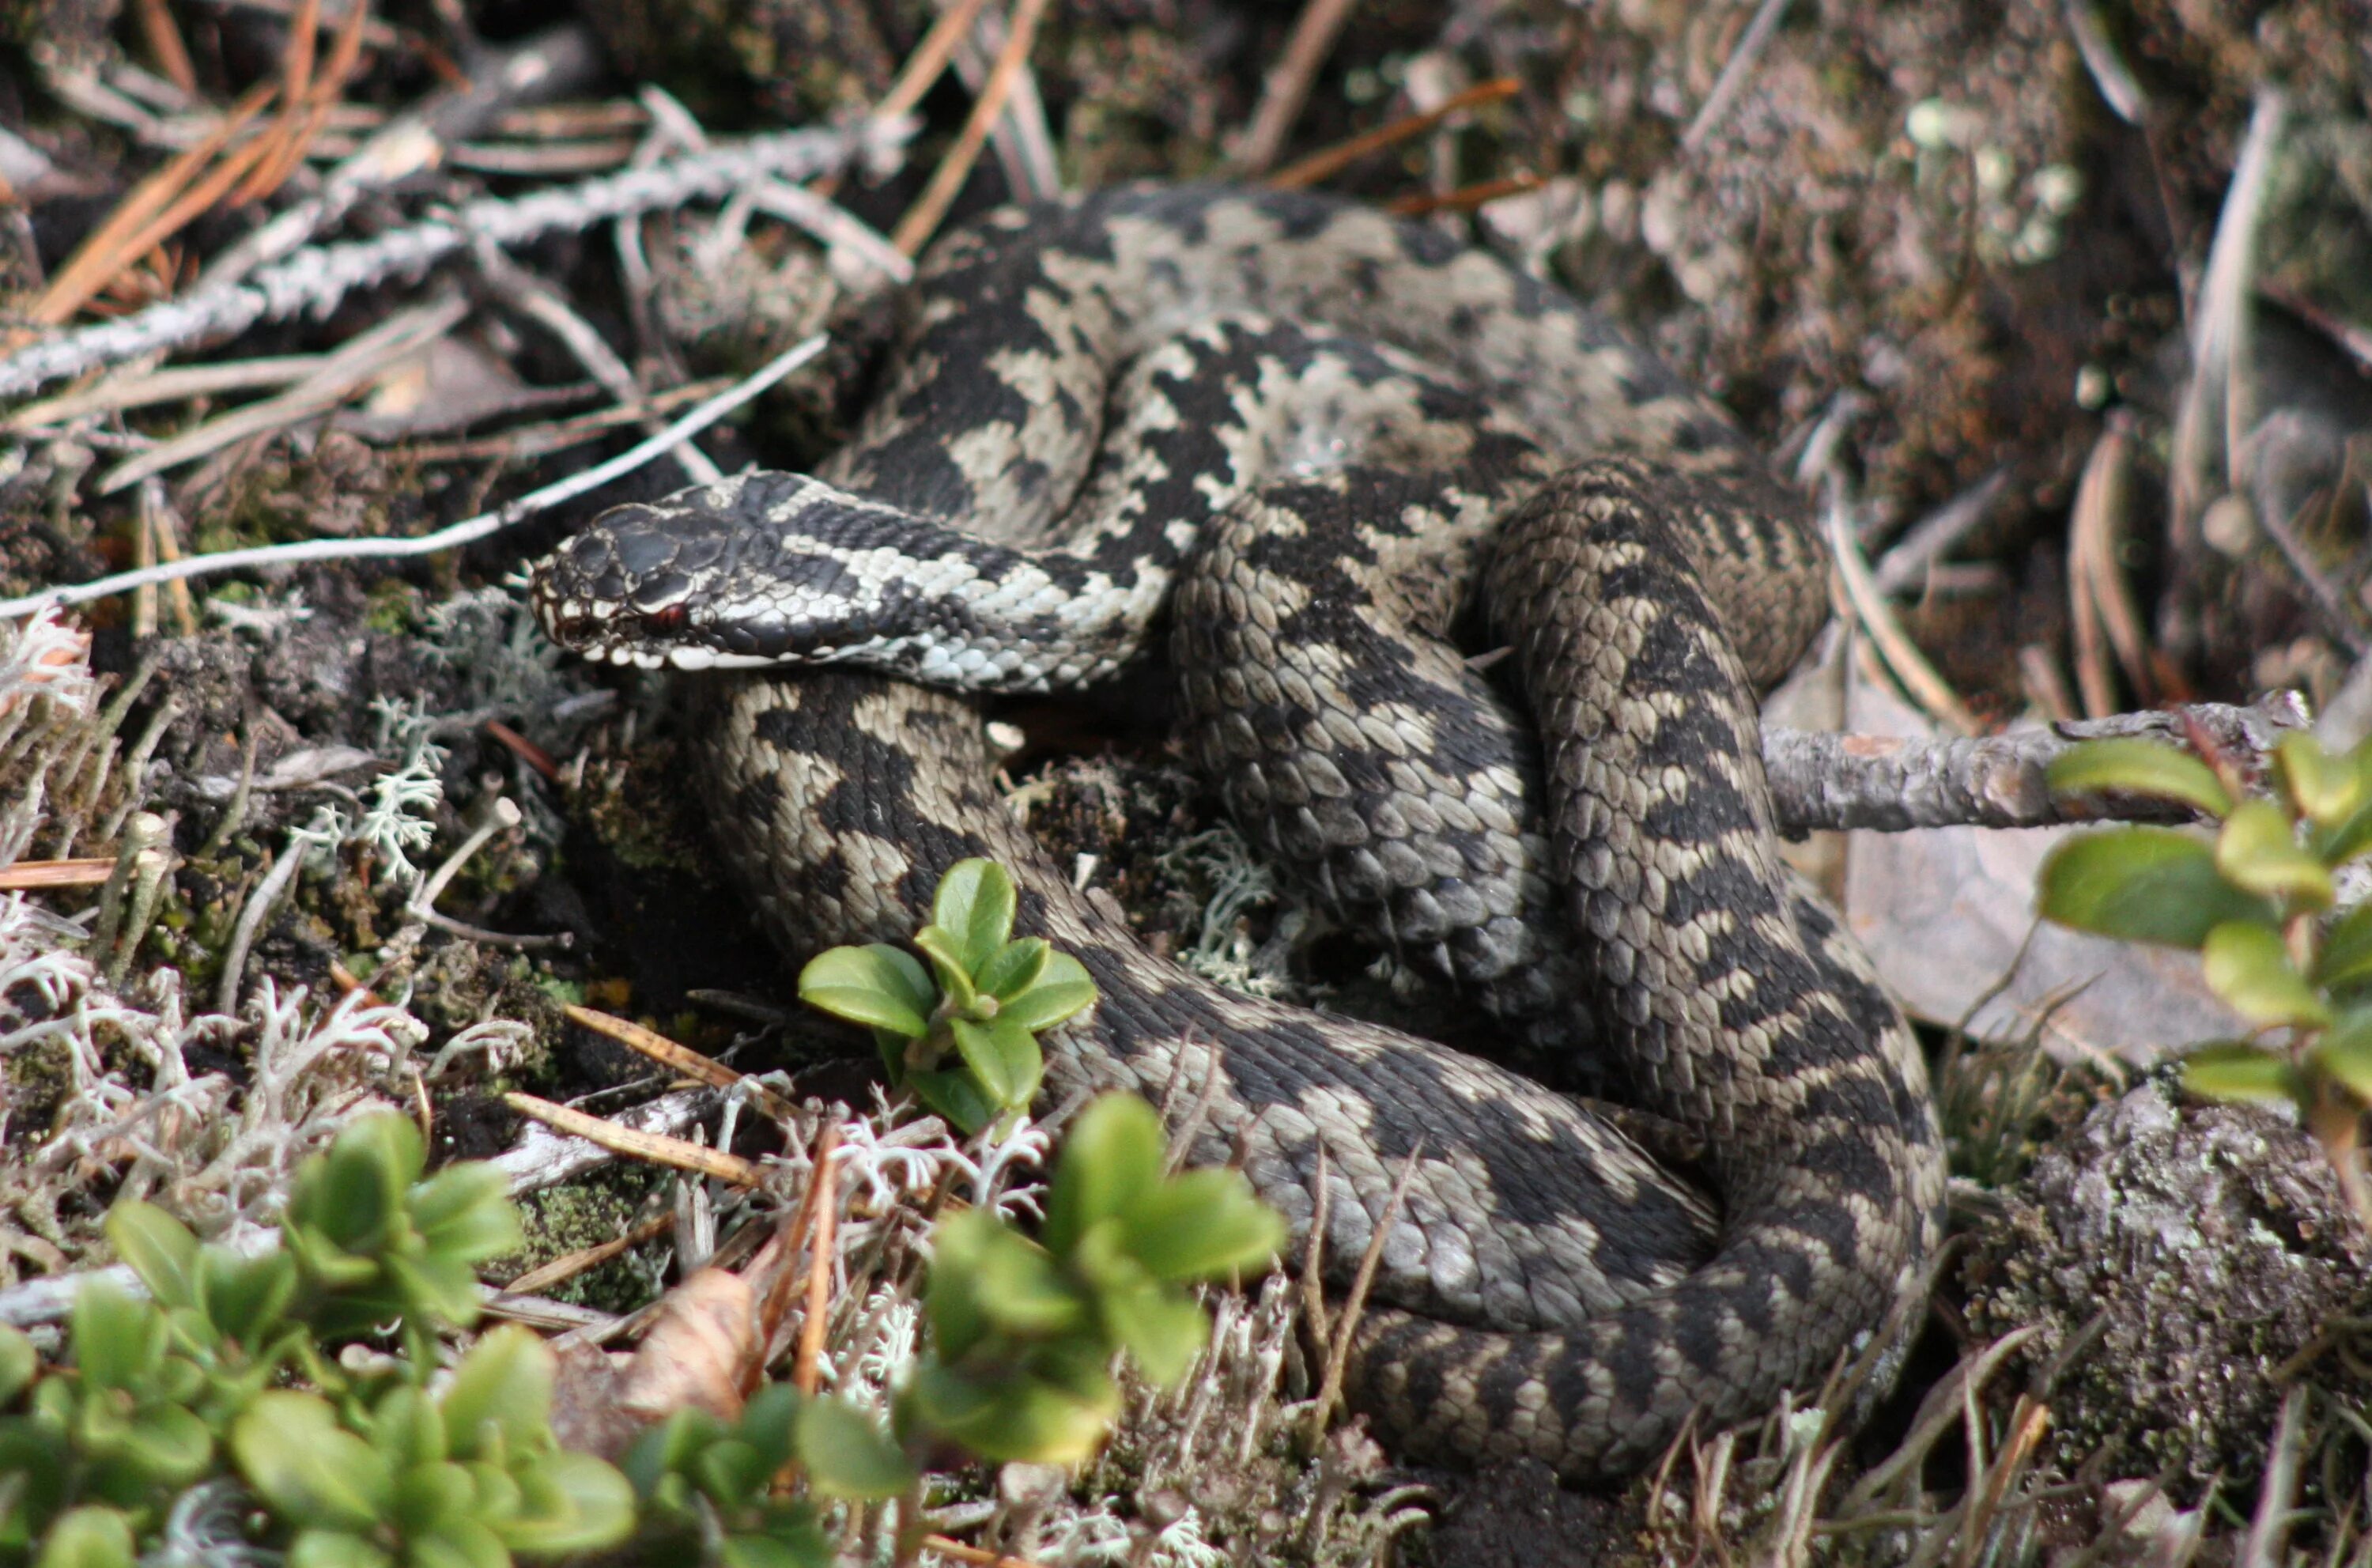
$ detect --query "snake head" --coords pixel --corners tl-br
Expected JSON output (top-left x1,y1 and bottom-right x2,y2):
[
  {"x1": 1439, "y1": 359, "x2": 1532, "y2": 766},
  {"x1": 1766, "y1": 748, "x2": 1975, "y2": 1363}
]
[{"x1": 528, "y1": 473, "x2": 953, "y2": 671}]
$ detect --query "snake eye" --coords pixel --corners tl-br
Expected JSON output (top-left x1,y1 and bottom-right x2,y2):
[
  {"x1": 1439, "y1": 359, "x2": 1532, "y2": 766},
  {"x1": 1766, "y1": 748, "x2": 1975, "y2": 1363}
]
[{"x1": 641, "y1": 603, "x2": 689, "y2": 634}]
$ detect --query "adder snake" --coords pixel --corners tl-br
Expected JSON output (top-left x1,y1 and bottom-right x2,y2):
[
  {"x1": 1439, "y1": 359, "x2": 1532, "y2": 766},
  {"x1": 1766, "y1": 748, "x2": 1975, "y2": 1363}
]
[{"x1": 529, "y1": 184, "x2": 1947, "y2": 1479}]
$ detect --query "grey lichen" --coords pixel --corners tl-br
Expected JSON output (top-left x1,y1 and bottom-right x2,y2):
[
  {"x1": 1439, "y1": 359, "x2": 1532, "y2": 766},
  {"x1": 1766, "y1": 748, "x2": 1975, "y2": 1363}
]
[{"x1": 1962, "y1": 1078, "x2": 2372, "y2": 1490}]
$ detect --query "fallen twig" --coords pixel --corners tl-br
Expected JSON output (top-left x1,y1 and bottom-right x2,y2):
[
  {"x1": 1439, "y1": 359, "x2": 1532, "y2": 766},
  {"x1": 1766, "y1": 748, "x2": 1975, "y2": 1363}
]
[
  {"x1": 1760, "y1": 697, "x2": 2306, "y2": 836},
  {"x1": 1265, "y1": 76, "x2": 1519, "y2": 192},
  {"x1": 0, "y1": 332, "x2": 826, "y2": 617},
  {"x1": 1233, "y1": 0, "x2": 1359, "y2": 176},
  {"x1": 890, "y1": 0, "x2": 1054, "y2": 256},
  {"x1": 0, "y1": 121, "x2": 897, "y2": 398}
]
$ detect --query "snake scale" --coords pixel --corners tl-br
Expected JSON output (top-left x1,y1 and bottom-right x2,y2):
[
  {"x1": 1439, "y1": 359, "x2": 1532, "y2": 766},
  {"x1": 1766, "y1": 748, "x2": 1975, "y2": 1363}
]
[{"x1": 530, "y1": 184, "x2": 1947, "y2": 1479}]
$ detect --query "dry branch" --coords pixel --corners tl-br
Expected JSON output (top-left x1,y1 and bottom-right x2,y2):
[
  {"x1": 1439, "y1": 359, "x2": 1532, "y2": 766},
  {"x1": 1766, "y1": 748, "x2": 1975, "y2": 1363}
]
[{"x1": 0, "y1": 120, "x2": 901, "y2": 399}]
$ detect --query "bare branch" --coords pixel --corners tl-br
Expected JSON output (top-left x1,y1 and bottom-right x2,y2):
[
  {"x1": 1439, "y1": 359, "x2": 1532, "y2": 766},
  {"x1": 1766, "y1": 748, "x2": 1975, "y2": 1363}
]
[
  {"x1": 0, "y1": 120, "x2": 903, "y2": 399},
  {"x1": 1763, "y1": 697, "x2": 2307, "y2": 836}
]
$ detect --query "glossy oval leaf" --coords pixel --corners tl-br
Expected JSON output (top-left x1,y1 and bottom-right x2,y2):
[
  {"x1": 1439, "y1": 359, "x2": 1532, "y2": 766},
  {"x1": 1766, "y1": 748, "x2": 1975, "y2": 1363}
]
[
  {"x1": 999, "y1": 953, "x2": 1098, "y2": 1033},
  {"x1": 976, "y1": 937, "x2": 1049, "y2": 1001},
  {"x1": 911, "y1": 926, "x2": 978, "y2": 1012},
  {"x1": 899, "y1": 1365, "x2": 1112, "y2": 1467},
  {"x1": 799, "y1": 944, "x2": 935, "y2": 1038},
  {"x1": 2216, "y1": 799, "x2": 2333, "y2": 909},
  {"x1": 0, "y1": 1323, "x2": 35, "y2": 1404},
  {"x1": 1043, "y1": 1094, "x2": 1167, "y2": 1258},
  {"x1": 2276, "y1": 734, "x2": 2363, "y2": 827},
  {"x1": 34, "y1": 1506, "x2": 136, "y2": 1568},
  {"x1": 906, "y1": 1067, "x2": 1000, "y2": 1138},
  {"x1": 284, "y1": 1529, "x2": 395, "y2": 1568},
  {"x1": 949, "y1": 1016, "x2": 1043, "y2": 1113},
  {"x1": 2316, "y1": 901, "x2": 2372, "y2": 996},
  {"x1": 439, "y1": 1325, "x2": 554, "y2": 1461},
  {"x1": 795, "y1": 1396, "x2": 916, "y2": 1500},
  {"x1": 112, "y1": 1400, "x2": 213, "y2": 1486},
  {"x1": 197, "y1": 1246, "x2": 299, "y2": 1349},
  {"x1": 2038, "y1": 827, "x2": 2277, "y2": 947},
  {"x1": 2046, "y1": 738, "x2": 2232, "y2": 817},
  {"x1": 1120, "y1": 1169, "x2": 1288, "y2": 1283},
  {"x1": 70, "y1": 1280, "x2": 163, "y2": 1391},
  {"x1": 1096, "y1": 1277, "x2": 1211, "y2": 1388},
  {"x1": 104, "y1": 1201, "x2": 198, "y2": 1310},
  {"x1": 2315, "y1": 1011, "x2": 2372, "y2": 1101},
  {"x1": 498, "y1": 1451, "x2": 637, "y2": 1555},
  {"x1": 2200, "y1": 921, "x2": 2332, "y2": 1029},
  {"x1": 232, "y1": 1392, "x2": 395, "y2": 1532},
  {"x1": 932, "y1": 859, "x2": 1017, "y2": 977},
  {"x1": 2181, "y1": 1042, "x2": 2303, "y2": 1106},
  {"x1": 410, "y1": 1164, "x2": 523, "y2": 1264}
]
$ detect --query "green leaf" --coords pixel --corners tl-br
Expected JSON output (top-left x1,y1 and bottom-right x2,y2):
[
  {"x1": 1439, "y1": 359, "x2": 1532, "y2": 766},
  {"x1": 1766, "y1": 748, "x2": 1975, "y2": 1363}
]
[
  {"x1": 1095, "y1": 1274, "x2": 1210, "y2": 1387},
  {"x1": 799, "y1": 944, "x2": 935, "y2": 1038},
  {"x1": 925, "y1": 1211, "x2": 1082, "y2": 1356},
  {"x1": 406, "y1": 1523, "x2": 507, "y2": 1568},
  {"x1": 2038, "y1": 828, "x2": 2278, "y2": 947},
  {"x1": 795, "y1": 1396, "x2": 916, "y2": 1500},
  {"x1": 1119, "y1": 1169, "x2": 1287, "y2": 1283},
  {"x1": 35, "y1": 1506, "x2": 134, "y2": 1568},
  {"x1": 104, "y1": 1201, "x2": 198, "y2": 1309},
  {"x1": 2316, "y1": 901, "x2": 2372, "y2": 995},
  {"x1": 0, "y1": 1323, "x2": 35, "y2": 1405},
  {"x1": 2217, "y1": 800, "x2": 2334, "y2": 909},
  {"x1": 997, "y1": 952, "x2": 1097, "y2": 1033},
  {"x1": 2314, "y1": 1011, "x2": 2372, "y2": 1102},
  {"x1": 383, "y1": 1252, "x2": 485, "y2": 1332},
  {"x1": 391, "y1": 1460, "x2": 475, "y2": 1535},
  {"x1": 290, "y1": 1115, "x2": 420, "y2": 1258},
  {"x1": 1043, "y1": 1095, "x2": 1166, "y2": 1258},
  {"x1": 976, "y1": 937, "x2": 1049, "y2": 1001},
  {"x1": 898, "y1": 1364, "x2": 1113, "y2": 1466},
  {"x1": 932, "y1": 859, "x2": 1017, "y2": 977},
  {"x1": 735, "y1": 1381, "x2": 804, "y2": 1474},
  {"x1": 905, "y1": 1068, "x2": 1002, "y2": 1138},
  {"x1": 196, "y1": 1245, "x2": 298, "y2": 1349},
  {"x1": 2181, "y1": 1042, "x2": 2304, "y2": 1106},
  {"x1": 439, "y1": 1325, "x2": 553, "y2": 1461},
  {"x1": 70, "y1": 1280, "x2": 163, "y2": 1392},
  {"x1": 498, "y1": 1450, "x2": 637, "y2": 1555},
  {"x1": 285, "y1": 1530, "x2": 395, "y2": 1568},
  {"x1": 369, "y1": 1385, "x2": 448, "y2": 1473},
  {"x1": 100, "y1": 1399, "x2": 212, "y2": 1484},
  {"x1": 2047, "y1": 738, "x2": 2233, "y2": 817},
  {"x1": 722, "y1": 1522, "x2": 832, "y2": 1568},
  {"x1": 949, "y1": 1016, "x2": 1043, "y2": 1113},
  {"x1": 911, "y1": 926, "x2": 979, "y2": 1013},
  {"x1": 2201, "y1": 921, "x2": 2332, "y2": 1029},
  {"x1": 2277, "y1": 734, "x2": 2364, "y2": 827},
  {"x1": 410, "y1": 1165, "x2": 523, "y2": 1265},
  {"x1": 233, "y1": 1391, "x2": 395, "y2": 1531}
]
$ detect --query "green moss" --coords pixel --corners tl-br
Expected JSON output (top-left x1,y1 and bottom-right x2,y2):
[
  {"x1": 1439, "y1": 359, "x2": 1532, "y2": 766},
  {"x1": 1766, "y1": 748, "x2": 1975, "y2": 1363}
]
[{"x1": 501, "y1": 1166, "x2": 668, "y2": 1314}]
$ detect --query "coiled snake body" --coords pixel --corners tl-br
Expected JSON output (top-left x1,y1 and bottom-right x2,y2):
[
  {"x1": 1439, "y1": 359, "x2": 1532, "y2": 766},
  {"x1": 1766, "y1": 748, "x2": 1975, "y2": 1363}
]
[{"x1": 531, "y1": 185, "x2": 1946, "y2": 1479}]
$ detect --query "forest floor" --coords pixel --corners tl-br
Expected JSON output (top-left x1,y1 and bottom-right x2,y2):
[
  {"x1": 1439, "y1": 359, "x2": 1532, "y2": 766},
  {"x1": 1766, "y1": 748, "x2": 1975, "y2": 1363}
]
[{"x1": 3, "y1": 1, "x2": 2372, "y2": 1563}]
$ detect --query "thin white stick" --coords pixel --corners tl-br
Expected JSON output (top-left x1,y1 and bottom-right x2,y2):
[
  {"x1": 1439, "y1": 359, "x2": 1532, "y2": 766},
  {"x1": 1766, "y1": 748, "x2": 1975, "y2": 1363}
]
[{"x1": 0, "y1": 334, "x2": 825, "y2": 619}]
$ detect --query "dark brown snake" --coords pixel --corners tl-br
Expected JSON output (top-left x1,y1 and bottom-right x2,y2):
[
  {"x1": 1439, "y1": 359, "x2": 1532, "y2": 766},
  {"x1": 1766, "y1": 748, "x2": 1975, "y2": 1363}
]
[{"x1": 529, "y1": 184, "x2": 1947, "y2": 1479}]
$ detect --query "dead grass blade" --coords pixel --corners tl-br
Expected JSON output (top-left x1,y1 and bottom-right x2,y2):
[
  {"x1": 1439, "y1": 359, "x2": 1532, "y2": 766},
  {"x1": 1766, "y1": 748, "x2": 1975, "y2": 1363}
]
[
  {"x1": 28, "y1": 79, "x2": 279, "y2": 329},
  {"x1": 890, "y1": 0, "x2": 1053, "y2": 257},
  {"x1": 1266, "y1": 76, "x2": 1520, "y2": 191},
  {"x1": 505, "y1": 1091, "x2": 765, "y2": 1186},
  {"x1": 1233, "y1": 0, "x2": 1359, "y2": 177},
  {"x1": 562, "y1": 1004, "x2": 801, "y2": 1124}
]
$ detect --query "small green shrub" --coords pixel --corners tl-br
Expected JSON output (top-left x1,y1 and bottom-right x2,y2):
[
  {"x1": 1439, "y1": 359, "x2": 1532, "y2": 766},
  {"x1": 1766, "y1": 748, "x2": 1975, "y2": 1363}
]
[
  {"x1": 6, "y1": 858, "x2": 1282, "y2": 1567},
  {"x1": 799, "y1": 858, "x2": 1095, "y2": 1134},
  {"x1": 2042, "y1": 731, "x2": 2372, "y2": 1219}
]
